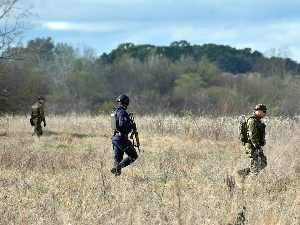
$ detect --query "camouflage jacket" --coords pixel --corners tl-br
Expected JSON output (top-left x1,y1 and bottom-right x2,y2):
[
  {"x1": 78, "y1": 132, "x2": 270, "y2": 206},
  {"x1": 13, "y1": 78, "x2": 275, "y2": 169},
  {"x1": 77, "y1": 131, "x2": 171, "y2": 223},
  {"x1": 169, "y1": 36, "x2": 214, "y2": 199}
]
[
  {"x1": 31, "y1": 102, "x2": 45, "y2": 118},
  {"x1": 247, "y1": 114, "x2": 266, "y2": 149}
]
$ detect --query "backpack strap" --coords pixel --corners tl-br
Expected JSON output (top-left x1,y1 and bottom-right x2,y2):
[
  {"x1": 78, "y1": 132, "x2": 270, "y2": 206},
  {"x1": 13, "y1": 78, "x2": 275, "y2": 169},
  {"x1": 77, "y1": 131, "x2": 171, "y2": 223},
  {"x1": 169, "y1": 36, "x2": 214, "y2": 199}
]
[{"x1": 247, "y1": 115, "x2": 261, "y2": 126}]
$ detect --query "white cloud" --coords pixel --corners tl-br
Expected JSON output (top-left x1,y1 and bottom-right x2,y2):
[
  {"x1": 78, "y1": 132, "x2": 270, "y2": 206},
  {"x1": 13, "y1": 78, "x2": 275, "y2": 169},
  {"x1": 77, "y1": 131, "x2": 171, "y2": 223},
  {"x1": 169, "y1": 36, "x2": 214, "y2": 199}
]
[{"x1": 41, "y1": 21, "x2": 129, "y2": 32}]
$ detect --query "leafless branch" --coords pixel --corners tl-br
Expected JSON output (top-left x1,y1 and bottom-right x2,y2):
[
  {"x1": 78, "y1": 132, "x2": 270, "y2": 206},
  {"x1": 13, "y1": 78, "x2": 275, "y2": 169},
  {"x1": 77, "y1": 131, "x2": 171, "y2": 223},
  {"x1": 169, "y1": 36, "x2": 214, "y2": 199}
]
[{"x1": 0, "y1": 0, "x2": 36, "y2": 59}]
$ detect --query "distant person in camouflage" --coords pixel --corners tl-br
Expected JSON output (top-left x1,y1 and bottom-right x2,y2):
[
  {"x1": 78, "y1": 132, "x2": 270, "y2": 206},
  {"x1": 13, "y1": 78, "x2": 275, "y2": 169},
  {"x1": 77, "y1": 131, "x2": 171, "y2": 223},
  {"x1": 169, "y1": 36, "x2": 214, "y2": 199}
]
[
  {"x1": 31, "y1": 96, "x2": 46, "y2": 137},
  {"x1": 239, "y1": 104, "x2": 267, "y2": 177}
]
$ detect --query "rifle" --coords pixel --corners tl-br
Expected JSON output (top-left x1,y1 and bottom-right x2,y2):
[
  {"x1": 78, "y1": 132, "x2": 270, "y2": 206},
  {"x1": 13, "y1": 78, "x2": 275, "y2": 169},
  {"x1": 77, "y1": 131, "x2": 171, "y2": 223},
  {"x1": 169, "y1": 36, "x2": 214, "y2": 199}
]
[{"x1": 129, "y1": 113, "x2": 140, "y2": 152}]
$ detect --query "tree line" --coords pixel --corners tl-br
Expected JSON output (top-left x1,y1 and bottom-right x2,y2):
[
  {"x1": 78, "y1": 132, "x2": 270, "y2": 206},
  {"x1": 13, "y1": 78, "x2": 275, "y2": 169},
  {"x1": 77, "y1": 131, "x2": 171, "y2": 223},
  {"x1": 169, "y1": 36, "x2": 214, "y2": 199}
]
[
  {"x1": 1, "y1": 37, "x2": 300, "y2": 117},
  {"x1": 2, "y1": 1, "x2": 300, "y2": 117}
]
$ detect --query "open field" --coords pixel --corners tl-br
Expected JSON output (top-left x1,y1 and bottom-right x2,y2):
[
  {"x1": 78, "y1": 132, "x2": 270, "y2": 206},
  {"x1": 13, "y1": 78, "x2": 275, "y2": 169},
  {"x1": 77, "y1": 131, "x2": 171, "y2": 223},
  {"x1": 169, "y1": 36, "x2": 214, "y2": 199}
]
[{"x1": 0, "y1": 114, "x2": 300, "y2": 224}]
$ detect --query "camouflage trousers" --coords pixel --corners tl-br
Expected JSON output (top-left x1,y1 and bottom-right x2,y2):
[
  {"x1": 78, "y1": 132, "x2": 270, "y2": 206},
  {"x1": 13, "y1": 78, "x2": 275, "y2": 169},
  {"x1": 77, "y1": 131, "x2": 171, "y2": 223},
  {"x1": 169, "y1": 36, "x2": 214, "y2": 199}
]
[
  {"x1": 250, "y1": 149, "x2": 267, "y2": 174},
  {"x1": 33, "y1": 118, "x2": 43, "y2": 136},
  {"x1": 244, "y1": 143, "x2": 267, "y2": 174}
]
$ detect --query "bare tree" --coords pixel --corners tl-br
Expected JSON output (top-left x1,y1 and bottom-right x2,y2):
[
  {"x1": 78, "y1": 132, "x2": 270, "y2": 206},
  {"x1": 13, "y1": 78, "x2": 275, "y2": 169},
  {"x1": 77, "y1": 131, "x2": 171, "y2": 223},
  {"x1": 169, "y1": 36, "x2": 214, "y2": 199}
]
[
  {"x1": 0, "y1": 0, "x2": 35, "y2": 60},
  {"x1": 0, "y1": 0, "x2": 35, "y2": 117},
  {"x1": 263, "y1": 46, "x2": 292, "y2": 78}
]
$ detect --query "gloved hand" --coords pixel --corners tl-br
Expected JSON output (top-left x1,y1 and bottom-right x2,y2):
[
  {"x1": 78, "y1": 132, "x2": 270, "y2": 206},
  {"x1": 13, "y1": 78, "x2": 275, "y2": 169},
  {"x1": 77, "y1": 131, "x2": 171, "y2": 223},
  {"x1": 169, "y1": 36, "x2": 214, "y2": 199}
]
[
  {"x1": 42, "y1": 118, "x2": 46, "y2": 127},
  {"x1": 131, "y1": 122, "x2": 136, "y2": 130},
  {"x1": 259, "y1": 139, "x2": 266, "y2": 146},
  {"x1": 30, "y1": 117, "x2": 34, "y2": 126}
]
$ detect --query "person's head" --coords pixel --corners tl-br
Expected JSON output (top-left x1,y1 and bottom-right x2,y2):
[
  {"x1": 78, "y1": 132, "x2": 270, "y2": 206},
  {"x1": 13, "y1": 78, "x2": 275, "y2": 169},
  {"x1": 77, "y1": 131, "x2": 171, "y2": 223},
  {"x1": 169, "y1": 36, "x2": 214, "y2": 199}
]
[
  {"x1": 116, "y1": 95, "x2": 130, "y2": 107},
  {"x1": 38, "y1": 96, "x2": 46, "y2": 104},
  {"x1": 254, "y1": 104, "x2": 267, "y2": 118}
]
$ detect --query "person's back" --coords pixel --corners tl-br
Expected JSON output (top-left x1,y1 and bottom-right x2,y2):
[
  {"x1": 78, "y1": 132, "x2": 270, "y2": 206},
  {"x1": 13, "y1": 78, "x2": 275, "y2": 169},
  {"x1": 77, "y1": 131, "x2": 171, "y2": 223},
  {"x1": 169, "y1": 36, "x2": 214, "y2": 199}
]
[{"x1": 32, "y1": 102, "x2": 43, "y2": 116}]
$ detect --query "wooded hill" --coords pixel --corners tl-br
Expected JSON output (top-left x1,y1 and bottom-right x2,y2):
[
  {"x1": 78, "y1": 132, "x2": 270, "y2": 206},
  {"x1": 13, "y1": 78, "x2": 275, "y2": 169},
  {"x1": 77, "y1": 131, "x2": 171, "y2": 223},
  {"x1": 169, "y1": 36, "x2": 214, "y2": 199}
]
[{"x1": 100, "y1": 40, "x2": 300, "y2": 75}]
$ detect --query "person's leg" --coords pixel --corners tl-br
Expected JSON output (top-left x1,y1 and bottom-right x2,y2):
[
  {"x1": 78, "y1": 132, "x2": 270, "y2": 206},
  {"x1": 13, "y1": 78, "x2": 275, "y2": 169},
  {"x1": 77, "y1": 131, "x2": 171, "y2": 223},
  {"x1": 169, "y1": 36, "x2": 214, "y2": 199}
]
[
  {"x1": 119, "y1": 142, "x2": 138, "y2": 168},
  {"x1": 111, "y1": 138, "x2": 138, "y2": 176},
  {"x1": 37, "y1": 121, "x2": 43, "y2": 136},
  {"x1": 250, "y1": 154, "x2": 259, "y2": 174},
  {"x1": 113, "y1": 144, "x2": 124, "y2": 167},
  {"x1": 258, "y1": 151, "x2": 267, "y2": 170},
  {"x1": 34, "y1": 118, "x2": 42, "y2": 136},
  {"x1": 111, "y1": 137, "x2": 125, "y2": 176}
]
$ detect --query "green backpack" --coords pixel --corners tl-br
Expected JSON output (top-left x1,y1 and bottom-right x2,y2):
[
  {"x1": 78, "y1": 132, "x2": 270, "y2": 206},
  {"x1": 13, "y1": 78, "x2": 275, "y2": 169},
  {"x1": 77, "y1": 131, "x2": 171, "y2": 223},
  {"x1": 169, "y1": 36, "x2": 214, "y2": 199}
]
[
  {"x1": 238, "y1": 117, "x2": 248, "y2": 144},
  {"x1": 238, "y1": 116, "x2": 256, "y2": 144}
]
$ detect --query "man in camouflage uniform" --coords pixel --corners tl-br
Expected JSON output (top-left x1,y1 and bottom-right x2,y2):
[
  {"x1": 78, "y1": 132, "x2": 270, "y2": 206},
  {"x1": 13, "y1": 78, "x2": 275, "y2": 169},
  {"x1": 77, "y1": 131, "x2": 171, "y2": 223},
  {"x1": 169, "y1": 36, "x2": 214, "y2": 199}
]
[
  {"x1": 31, "y1": 96, "x2": 46, "y2": 137},
  {"x1": 239, "y1": 104, "x2": 267, "y2": 177}
]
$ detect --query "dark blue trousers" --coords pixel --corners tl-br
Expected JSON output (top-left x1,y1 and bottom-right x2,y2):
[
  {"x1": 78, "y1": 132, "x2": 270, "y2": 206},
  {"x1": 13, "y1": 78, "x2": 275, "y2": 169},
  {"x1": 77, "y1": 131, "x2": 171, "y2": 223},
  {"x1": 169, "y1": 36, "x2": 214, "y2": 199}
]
[{"x1": 112, "y1": 136, "x2": 138, "y2": 168}]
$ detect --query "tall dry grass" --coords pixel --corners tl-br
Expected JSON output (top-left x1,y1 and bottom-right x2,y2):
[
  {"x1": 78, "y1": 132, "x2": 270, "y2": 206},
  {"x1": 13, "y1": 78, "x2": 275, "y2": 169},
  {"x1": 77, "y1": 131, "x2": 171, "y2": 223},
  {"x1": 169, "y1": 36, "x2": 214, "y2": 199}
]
[{"x1": 0, "y1": 114, "x2": 300, "y2": 224}]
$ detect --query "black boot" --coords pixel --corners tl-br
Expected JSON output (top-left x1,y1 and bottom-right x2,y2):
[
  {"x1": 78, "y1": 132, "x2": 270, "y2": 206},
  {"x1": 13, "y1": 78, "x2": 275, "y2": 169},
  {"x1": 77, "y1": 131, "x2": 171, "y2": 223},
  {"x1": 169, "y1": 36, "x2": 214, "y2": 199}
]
[{"x1": 111, "y1": 165, "x2": 122, "y2": 176}]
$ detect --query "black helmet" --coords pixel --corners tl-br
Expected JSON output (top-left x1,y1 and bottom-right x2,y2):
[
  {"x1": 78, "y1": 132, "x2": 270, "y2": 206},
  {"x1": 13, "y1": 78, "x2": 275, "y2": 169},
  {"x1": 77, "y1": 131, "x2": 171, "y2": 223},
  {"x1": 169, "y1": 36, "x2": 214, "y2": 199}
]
[
  {"x1": 254, "y1": 104, "x2": 267, "y2": 111},
  {"x1": 116, "y1": 95, "x2": 130, "y2": 105},
  {"x1": 38, "y1": 95, "x2": 46, "y2": 100}
]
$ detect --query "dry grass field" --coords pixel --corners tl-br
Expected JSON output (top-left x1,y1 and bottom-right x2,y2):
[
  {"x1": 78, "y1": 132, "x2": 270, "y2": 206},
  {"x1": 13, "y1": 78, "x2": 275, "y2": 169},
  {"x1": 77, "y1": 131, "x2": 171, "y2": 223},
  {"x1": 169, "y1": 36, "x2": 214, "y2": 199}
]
[{"x1": 1, "y1": 114, "x2": 300, "y2": 224}]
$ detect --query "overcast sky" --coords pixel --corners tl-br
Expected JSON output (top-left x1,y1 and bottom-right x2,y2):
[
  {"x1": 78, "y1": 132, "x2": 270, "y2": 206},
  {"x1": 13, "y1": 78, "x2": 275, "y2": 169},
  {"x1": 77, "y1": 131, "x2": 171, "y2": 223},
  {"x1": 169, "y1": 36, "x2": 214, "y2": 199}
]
[{"x1": 19, "y1": 0, "x2": 300, "y2": 62}]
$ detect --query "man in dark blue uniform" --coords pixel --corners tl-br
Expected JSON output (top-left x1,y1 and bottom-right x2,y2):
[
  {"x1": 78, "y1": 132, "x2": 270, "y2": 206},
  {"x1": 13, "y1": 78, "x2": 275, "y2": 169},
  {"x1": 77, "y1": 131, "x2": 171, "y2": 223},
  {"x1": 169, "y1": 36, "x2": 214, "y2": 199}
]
[{"x1": 111, "y1": 95, "x2": 138, "y2": 176}]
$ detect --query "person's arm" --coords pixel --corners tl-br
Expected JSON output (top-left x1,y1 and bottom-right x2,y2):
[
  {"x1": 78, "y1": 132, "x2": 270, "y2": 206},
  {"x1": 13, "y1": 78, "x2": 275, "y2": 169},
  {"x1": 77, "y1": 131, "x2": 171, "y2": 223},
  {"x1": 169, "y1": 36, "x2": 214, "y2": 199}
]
[
  {"x1": 40, "y1": 104, "x2": 46, "y2": 127},
  {"x1": 247, "y1": 118, "x2": 260, "y2": 149},
  {"x1": 118, "y1": 111, "x2": 132, "y2": 128}
]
